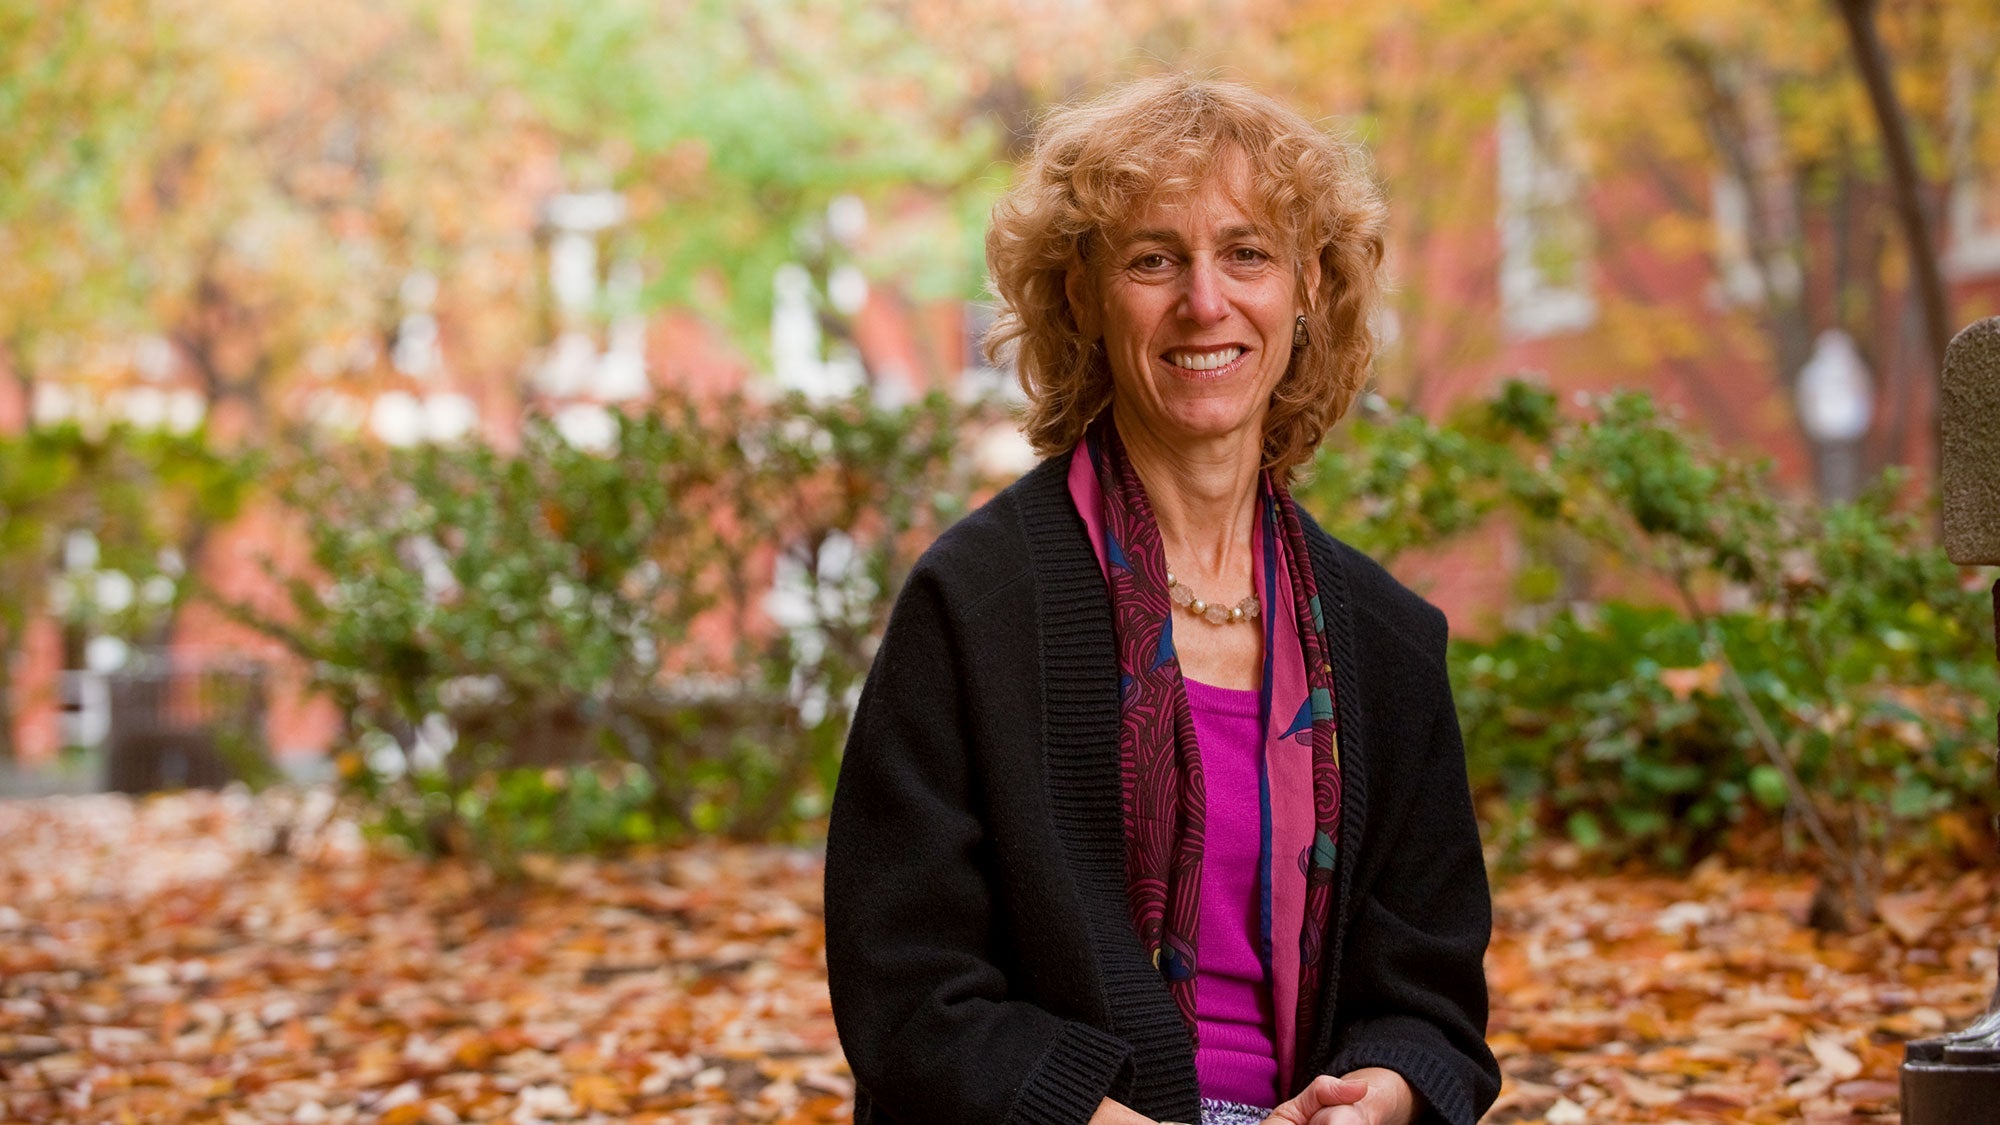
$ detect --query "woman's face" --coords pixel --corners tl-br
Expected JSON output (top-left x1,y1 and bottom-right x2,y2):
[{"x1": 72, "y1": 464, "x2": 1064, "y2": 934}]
[{"x1": 1073, "y1": 159, "x2": 1312, "y2": 457}]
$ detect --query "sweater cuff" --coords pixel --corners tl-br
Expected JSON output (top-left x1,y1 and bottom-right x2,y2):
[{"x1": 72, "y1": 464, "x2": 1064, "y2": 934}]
[
  {"x1": 1004, "y1": 1020, "x2": 1135, "y2": 1125},
  {"x1": 1326, "y1": 1024, "x2": 1485, "y2": 1125}
]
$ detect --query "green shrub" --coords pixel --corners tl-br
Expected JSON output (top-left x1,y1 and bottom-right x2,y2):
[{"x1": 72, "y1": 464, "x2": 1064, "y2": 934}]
[
  {"x1": 1452, "y1": 602, "x2": 1996, "y2": 870},
  {"x1": 243, "y1": 372, "x2": 1996, "y2": 899},
  {"x1": 246, "y1": 389, "x2": 989, "y2": 866},
  {"x1": 1312, "y1": 383, "x2": 2000, "y2": 896}
]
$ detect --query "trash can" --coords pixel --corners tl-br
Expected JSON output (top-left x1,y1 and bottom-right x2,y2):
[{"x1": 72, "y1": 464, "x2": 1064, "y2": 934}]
[{"x1": 101, "y1": 659, "x2": 268, "y2": 793}]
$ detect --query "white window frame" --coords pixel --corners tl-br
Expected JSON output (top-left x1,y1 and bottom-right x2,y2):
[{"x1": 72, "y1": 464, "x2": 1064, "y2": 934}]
[
  {"x1": 1497, "y1": 95, "x2": 1597, "y2": 338},
  {"x1": 1947, "y1": 50, "x2": 2000, "y2": 276},
  {"x1": 1708, "y1": 170, "x2": 1802, "y2": 307},
  {"x1": 537, "y1": 190, "x2": 649, "y2": 400}
]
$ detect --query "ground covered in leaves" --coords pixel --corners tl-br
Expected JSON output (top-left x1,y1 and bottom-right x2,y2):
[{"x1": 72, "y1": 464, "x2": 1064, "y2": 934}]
[{"x1": 1, "y1": 791, "x2": 1994, "y2": 1123}]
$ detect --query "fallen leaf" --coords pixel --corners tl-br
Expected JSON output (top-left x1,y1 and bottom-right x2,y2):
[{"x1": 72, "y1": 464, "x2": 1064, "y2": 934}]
[
  {"x1": 1545, "y1": 1097, "x2": 1587, "y2": 1124},
  {"x1": 1806, "y1": 1033, "x2": 1864, "y2": 1081},
  {"x1": 1616, "y1": 1071, "x2": 1685, "y2": 1107},
  {"x1": 1833, "y1": 1078, "x2": 1899, "y2": 1104},
  {"x1": 10, "y1": 789, "x2": 2000, "y2": 1123},
  {"x1": 571, "y1": 1072, "x2": 627, "y2": 1113},
  {"x1": 1875, "y1": 890, "x2": 1941, "y2": 946}
]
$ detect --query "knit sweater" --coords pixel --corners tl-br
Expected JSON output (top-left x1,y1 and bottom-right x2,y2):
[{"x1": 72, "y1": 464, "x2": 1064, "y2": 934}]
[{"x1": 823, "y1": 453, "x2": 1500, "y2": 1125}]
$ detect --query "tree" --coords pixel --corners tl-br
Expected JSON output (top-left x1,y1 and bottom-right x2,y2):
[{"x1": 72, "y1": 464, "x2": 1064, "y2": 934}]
[
  {"x1": 1, "y1": 0, "x2": 565, "y2": 682},
  {"x1": 471, "y1": 0, "x2": 1000, "y2": 365},
  {"x1": 1833, "y1": 0, "x2": 1954, "y2": 433},
  {"x1": 0, "y1": 0, "x2": 179, "y2": 392},
  {"x1": 470, "y1": 0, "x2": 1296, "y2": 376},
  {"x1": 1272, "y1": 0, "x2": 2000, "y2": 491}
]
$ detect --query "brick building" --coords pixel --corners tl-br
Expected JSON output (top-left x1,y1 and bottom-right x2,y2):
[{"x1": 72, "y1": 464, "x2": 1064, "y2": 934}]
[{"x1": 7, "y1": 97, "x2": 2000, "y2": 772}]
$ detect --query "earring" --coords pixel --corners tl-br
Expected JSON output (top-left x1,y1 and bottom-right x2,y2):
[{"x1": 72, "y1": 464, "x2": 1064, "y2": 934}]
[{"x1": 1293, "y1": 314, "x2": 1309, "y2": 348}]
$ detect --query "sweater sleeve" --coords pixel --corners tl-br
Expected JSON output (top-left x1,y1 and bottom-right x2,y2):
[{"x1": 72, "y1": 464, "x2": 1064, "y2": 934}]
[
  {"x1": 824, "y1": 563, "x2": 1135, "y2": 1125},
  {"x1": 1320, "y1": 620, "x2": 1500, "y2": 1125}
]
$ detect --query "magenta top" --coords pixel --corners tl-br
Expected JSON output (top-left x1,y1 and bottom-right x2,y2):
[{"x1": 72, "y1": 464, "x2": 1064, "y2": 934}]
[{"x1": 1185, "y1": 677, "x2": 1282, "y2": 1108}]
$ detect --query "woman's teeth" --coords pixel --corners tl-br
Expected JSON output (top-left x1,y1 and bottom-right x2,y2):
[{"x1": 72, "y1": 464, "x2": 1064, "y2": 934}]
[{"x1": 1165, "y1": 347, "x2": 1245, "y2": 371}]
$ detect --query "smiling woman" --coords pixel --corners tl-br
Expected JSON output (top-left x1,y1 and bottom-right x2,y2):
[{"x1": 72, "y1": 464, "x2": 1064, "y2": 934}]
[
  {"x1": 1079, "y1": 157, "x2": 1314, "y2": 488},
  {"x1": 987, "y1": 76, "x2": 1385, "y2": 485},
  {"x1": 825, "y1": 74, "x2": 1498, "y2": 1125}
]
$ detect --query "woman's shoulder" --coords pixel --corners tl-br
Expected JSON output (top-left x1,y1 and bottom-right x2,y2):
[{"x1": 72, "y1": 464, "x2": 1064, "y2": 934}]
[
  {"x1": 1290, "y1": 503, "x2": 1450, "y2": 659},
  {"x1": 903, "y1": 454, "x2": 1075, "y2": 615}
]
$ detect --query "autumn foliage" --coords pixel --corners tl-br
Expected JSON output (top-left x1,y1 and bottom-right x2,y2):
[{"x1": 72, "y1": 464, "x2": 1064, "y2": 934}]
[
  {"x1": 6, "y1": 789, "x2": 1998, "y2": 1123},
  {"x1": 5, "y1": 3, "x2": 2000, "y2": 1118}
]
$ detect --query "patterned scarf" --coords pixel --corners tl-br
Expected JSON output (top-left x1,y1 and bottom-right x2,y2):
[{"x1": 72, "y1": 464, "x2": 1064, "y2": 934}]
[{"x1": 1074, "y1": 416, "x2": 1342, "y2": 1094}]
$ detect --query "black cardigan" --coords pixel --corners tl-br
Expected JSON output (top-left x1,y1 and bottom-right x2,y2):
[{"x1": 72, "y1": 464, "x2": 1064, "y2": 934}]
[{"x1": 824, "y1": 454, "x2": 1499, "y2": 1125}]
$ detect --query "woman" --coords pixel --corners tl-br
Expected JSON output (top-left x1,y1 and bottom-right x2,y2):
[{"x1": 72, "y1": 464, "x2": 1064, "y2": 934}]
[{"x1": 825, "y1": 74, "x2": 1497, "y2": 1125}]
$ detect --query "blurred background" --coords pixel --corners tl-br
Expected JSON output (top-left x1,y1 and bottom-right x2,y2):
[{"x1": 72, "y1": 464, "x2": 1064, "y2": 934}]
[{"x1": 4, "y1": 0, "x2": 1999, "y2": 875}]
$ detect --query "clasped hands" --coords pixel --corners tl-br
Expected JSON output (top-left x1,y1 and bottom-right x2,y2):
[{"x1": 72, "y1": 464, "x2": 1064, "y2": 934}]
[
  {"x1": 1093, "y1": 1067, "x2": 1415, "y2": 1125},
  {"x1": 1255, "y1": 1069, "x2": 1415, "y2": 1125}
]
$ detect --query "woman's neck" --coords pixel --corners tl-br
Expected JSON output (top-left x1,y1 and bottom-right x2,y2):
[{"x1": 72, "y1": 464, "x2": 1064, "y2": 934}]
[{"x1": 1110, "y1": 406, "x2": 1263, "y2": 584}]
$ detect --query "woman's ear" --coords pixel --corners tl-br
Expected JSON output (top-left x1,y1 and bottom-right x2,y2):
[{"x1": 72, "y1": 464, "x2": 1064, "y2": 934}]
[
  {"x1": 1299, "y1": 248, "x2": 1324, "y2": 320},
  {"x1": 1065, "y1": 264, "x2": 1100, "y2": 338}
]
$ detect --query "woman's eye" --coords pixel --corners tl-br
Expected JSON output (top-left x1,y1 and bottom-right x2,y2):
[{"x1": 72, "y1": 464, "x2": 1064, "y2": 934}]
[
  {"x1": 1231, "y1": 246, "x2": 1268, "y2": 263},
  {"x1": 1134, "y1": 253, "x2": 1172, "y2": 270}
]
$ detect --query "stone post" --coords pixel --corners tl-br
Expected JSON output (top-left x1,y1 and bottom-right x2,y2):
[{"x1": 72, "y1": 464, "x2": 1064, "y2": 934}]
[{"x1": 1903, "y1": 316, "x2": 2000, "y2": 1121}]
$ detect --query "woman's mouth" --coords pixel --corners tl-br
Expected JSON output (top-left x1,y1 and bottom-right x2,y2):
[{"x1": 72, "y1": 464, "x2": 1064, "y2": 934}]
[{"x1": 1162, "y1": 346, "x2": 1247, "y2": 372}]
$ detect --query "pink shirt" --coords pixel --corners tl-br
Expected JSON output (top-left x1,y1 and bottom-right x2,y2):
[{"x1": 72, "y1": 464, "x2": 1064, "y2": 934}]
[{"x1": 1186, "y1": 677, "x2": 1280, "y2": 1108}]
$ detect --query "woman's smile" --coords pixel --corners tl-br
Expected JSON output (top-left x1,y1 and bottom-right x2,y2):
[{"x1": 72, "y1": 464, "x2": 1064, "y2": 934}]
[{"x1": 1161, "y1": 345, "x2": 1250, "y2": 373}]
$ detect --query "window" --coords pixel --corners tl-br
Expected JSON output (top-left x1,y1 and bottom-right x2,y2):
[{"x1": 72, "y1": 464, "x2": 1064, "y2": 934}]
[
  {"x1": 1948, "y1": 50, "x2": 2000, "y2": 276},
  {"x1": 1710, "y1": 171, "x2": 1801, "y2": 306},
  {"x1": 1497, "y1": 94, "x2": 1596, "y2": 338},
  {"x1": 537, "y1": 190, "x2": 649, "y2": 400}
]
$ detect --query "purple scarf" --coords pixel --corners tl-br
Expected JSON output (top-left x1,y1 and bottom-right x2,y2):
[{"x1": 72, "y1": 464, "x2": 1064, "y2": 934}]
[{"x1": 1070, "y1": 417, "x2": 1342, "y2": 1092}]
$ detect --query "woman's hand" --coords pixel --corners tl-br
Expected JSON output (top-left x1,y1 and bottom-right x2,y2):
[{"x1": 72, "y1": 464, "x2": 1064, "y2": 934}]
[{"x1": 1259, "y1": 1068, "x2": 1417, "y2": 1125}]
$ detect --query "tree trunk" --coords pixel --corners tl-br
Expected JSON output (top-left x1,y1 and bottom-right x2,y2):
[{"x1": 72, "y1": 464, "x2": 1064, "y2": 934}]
[
  {"x1": 1670, "y1": 45, "x2": 1823, "y2": 476},
  {"x1": 1833, "y1": 0, "x2": 1953, "y2": 479}
]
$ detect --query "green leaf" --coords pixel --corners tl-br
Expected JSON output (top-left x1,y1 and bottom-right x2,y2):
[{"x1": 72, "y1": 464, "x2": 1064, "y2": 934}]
[
  {"x1": 1566, "y1": 810, "x2": 1605, "y2": 851},
  {"x1": 1746, "y1": 766, "x2": 1789, "y2": 811}
]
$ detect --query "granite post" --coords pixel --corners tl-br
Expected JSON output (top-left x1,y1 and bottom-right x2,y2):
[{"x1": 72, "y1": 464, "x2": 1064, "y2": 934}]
[{"x1": 1903, "y1": 316, "x2": 2000, "y2": 1122}]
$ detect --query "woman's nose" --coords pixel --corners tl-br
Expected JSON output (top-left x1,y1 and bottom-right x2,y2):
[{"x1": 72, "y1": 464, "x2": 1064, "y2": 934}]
[{"x1": 1179, "y1": 257, "x2": 1229, "y2": 325}]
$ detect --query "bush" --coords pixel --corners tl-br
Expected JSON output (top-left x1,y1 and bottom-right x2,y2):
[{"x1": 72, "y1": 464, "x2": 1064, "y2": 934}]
[
  {"x1": 246, "y1": 390, "x2": 991, "y2": 866},
  {"x1": 244, "y1": 374, "x2": 1996, "y2": 903},
  {"x1": 1453, "y1": 602, "x2": 1995, "y2": 871},
  {"x1": 1311, "y1": 383, "x2": 1999, "y2": 906}
]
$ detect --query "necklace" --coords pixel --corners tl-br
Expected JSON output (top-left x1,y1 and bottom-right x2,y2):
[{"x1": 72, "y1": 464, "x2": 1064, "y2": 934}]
[{"x1": 1165, "y1": 570, "x2": 1260, "y2": 626}]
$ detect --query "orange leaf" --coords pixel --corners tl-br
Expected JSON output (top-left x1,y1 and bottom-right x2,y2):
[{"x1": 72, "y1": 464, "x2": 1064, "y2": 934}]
[
  {"x1": 1875, "y1": 890, "x2": 1941, "y2": 945},
  {"x1": 571, "y1": 1072, "x2": 627, "y2": 1113}
]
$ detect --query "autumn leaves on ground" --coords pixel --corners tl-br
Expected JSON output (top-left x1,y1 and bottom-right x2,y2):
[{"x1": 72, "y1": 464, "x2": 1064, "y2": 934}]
[{"x1": 2, "y1": 791, "x2": 1995, "y2": 1124}]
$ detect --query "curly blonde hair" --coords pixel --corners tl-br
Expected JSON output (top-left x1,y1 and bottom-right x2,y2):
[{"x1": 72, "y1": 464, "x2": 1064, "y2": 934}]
[{"x1": 984, "y1": 73, "x2": 1385, "y2": 481}]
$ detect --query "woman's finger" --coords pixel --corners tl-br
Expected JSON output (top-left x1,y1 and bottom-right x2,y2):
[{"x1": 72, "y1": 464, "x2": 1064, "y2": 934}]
[
  {"x1": 1260, "y1": 1074, "x2": 1371, "y2": 1123},
  {"x1": 1308, "y1": 1107, "x2": 1369, "y2": 1125},
  {"x1": 1300, "y1": 1074, "x2": 1370, "y2": 1107}
]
